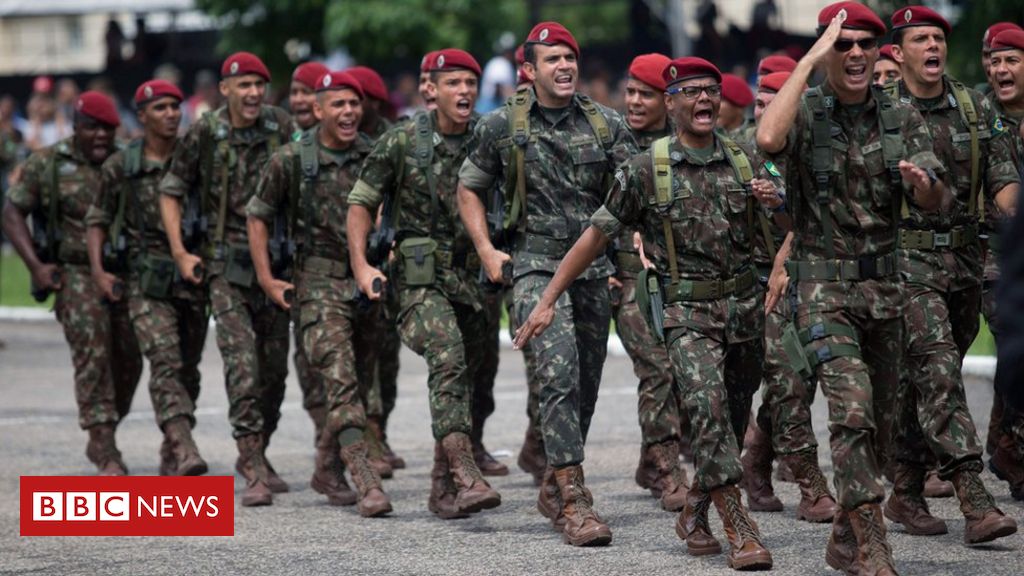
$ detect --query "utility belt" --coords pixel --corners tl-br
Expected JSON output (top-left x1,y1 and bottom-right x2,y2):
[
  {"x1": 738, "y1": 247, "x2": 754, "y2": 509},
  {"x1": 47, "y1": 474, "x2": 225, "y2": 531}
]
[
  {"x1": 663, "y1": 267, "x2": 757, "y2": 302},
  {"x1": 898, "y1": 225, "x2": 978, "y2": 251},
  {"x1": 518, "y1": 233, "x2": 579, "y2": 257},
  {"x1": 616, "y1": 251, "x2": 644, "y2": 275},
  {"x1": 785, "y1": 251, "x2": 898, "y2": 282},
  {"x1": 137, "y1": 253, "x2": 183, "y2": 300},
  {"x1": 396, "y1": 237, "x2": 478, "y2": 287},
  {"x1": 299, "y1": 254, "x2": 351, "y2": 279}
]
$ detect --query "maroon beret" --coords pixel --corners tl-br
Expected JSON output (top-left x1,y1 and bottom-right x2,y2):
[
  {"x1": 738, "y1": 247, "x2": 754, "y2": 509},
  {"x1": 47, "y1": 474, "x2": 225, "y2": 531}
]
[
  {"x1": 525, "y1": 22, "x2": 580, "y2": 58},
  {"x1": 758, "y1": 72, "x2": 793, "y2": 94},
  {"x1": 75, "y1": 91, "x2": 120, "y2": 127},
  {"x1": 515, "y1": 45, "x2": 525, "y2": 66},
  {"x1": 818, "y1": 2, "x2": 886, "y2": 37},
  {"x1": 134, "y1": 80, "x2": 184, "y2": 107},
  {"x1": 346, "y1": 66, "x2": 389, "y2": 102},
  {"x1": 757, "y1": 55, "x2": 797, "y2": 76},
  {"x1": 890, "y1": 6, "x2": 951, "y2": 36},
  {"x1": 314, "y1": 71, "x2": 364, "y2": 99},
  {"x1": 991, "y1": 29, "x2": 1024, "y2": 54},
  {"x1": 629, "y1": 53, "x2": 671, "y2": 92},
  {"x1": 721, "y1": 74, "x2": 754, "y2": 107},
  {"x1": 985, "y1": 23, "x2": 1024, "y2": 48},
  {"x1": 878, "y1": 44, "x2": 897, "y2": 62},
  {"x1": 292, "y1": 62, "x2": 329, "y2": 90},
  {"x1": 663, "y1": 57, "x2": 722, "y2": 87},
  {"x1": 420, "y1": 51, "x2": 439, "y2": 73},
  {"x1": 429, "y1": 48, "x2": 482, "y2": 76},
  {"x1": 221, "y1": 52, "x2": 270, "y2": 82}
]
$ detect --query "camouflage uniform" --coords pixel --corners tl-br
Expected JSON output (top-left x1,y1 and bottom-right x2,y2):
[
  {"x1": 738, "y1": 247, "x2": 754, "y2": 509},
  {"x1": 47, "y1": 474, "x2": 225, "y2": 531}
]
[
  {"x1": 459, "y1": 88, "x2": 637, "y2": 466},
  {"x1": 159, "y1": 106, "x2": 294, "y2": 439},
  {"x1": 7, "y1": 138, "x2": 143, "y2": 430},
  {"x1": 592, "y1": 135, "x2": 764, "y2": 491},
  {"x1": 767, "y1": 84, "x2": 942, "y2": 510},
  {"x1": 889, "y1": 78, "x2": 1019, "y2": 479},
  {"x1": 85, "y1": 141, "x2": 209, "y2": 430},
  {"x1": 247, "y1": 128, "x2": 376, "y2": 443}
]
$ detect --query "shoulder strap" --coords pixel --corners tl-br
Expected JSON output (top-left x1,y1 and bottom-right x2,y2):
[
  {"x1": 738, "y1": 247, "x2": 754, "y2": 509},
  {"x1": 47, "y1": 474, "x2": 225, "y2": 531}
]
[
  {"x1": 577, "y1": 95, "x2": 613, "y2": 149},
  {"x1": 720, "y1": 135, "x2": 775, "y2": 260},
  {"x1": 949, "y1": 79, "x2": 982, "y2": 222},
  {"x1": 113, "y1": 140, "x2": 143, "y2": 249},
  {"x1": 385, "y1": 129, "x2": 409, "y2": 231},
  {"x1": 262, "y1": 108, "x2": 282, "y2": 154},
  {"x1": 651, "y1": 136, "x2": 679, "y2": 284},
  {"x1": 507, "y1": 90, "x2": 531, "y2": 235},
  {"x1": 413, "y1": 112, "x2": 439, "y2": 237},
  {"x1": 806, "y1": 87, "x2": 836, "y2": 259},
  {"x1": 873, "y1": 86, "x2": 909, "y2": 230},
  {"x1": 45, "y1": 150, "x2": 60, "y2": 259},
  {"x1": 297, "y1": 131, "x2": 318, "y2": 251}
]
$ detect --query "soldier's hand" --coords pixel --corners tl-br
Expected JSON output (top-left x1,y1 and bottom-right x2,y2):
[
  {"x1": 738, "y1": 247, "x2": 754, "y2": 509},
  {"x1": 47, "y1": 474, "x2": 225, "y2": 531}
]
[
  {"x1": 751, "y1": 178, "x2": 783, "y2": 210},
  {"x1": 608, "y1": 276, "x2": 623, "y2": 306},
  {"x1": 899, "y1": 160, "x2": 932, "y2": 192},
  {"x1": 513, "y1": 302, "x2": 554, "y2": 350},
  {"x1": 356, "y1": 267, "x2": 387, "y2": 301},
  {"x1": 175, "y1": 252, "x2": 204, "y2": 285},
  {"x1": 805, "y1": 11, "x2": 846, "y2": 66},
  {"x1": 482, "y1": 247, "x2": 512, "y2": 285},
  {"x1": 608, "y1": 276, "x2": 623, "y2": 291},
  {"x1": 262, "y1": 278, "x2": 295, "y2": 310},
  {"x1": 93, "y1": 270, "x2": 122, "y2": 302},
  {"x1": 32, "y1": 263, "x2": 62, "y2": 292},
  {"x1": 765, "y1": 261, "x2": 789, "y2": 315}
]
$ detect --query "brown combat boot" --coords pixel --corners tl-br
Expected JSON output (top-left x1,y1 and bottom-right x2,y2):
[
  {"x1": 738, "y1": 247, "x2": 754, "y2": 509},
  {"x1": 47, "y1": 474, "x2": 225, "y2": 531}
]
[
  {"x1": 429, "y1": 442, "x2": 468, "y2": 519},
  {"x1": 158, "y1": 436, "x2": 176, "y2": 476},
  {"x1": 554, "y1": 465, "x2": 612, "y2": 547},
  {"x1": 442, "y1": 432, "x2": 501, "y2": 513},
  {"x1": 364, "y1": 419, "x2": 394, "y2": 479},
  {"x1": 922, "y1": 469, "x2": 954, "y2": 498},
  {"x1": 86, "y1": 424, "x2": 128, "y2": 476},
  {"x1": 310, "y1": 430, "x2": 357, "y2": 506},
  {"x1": 235, "y1": 434, "x2": 273, "y2": 507},
  {"x1": 537, "y1": 466, "x2": 566, "y2": 531},
  {"x1": 848, "y1": 503, "x2": 898, "y2": 576},
  {"x1": 339, "y1": 440, "x2": 392, "y2": 517},
  {"x1": 307, "y1": 405, "x2": 327, "y2": 445},
  {"x1": 675, "y1": 486, "x2": 722, "y2": 556},
  {"x1": 952, "y1": 469, "x2": 1017, "y2": 544},
  {"x1": 163, "y1": 417, "x2": 208, "y2": 476},
  {"x1": 783, "y1": 452, "x2": 836, "y2": 523},
  {"x1": 989, "y1": 434, "x2": 1024, "y2": 501},
  {"x1": 825, "y1": 508, "x2": 858, "y2": 574},
  {"x1": 259, "y1": 433, "x2": 289, "y2": 493},
  {"x1": 635, "y1": 444, "x2": 659, "y2": 490},
  {"x1": 710, "y1": 485, "x2": 773, "y2": 571},
  {"x1": 649, "y1": 440, "x2": 689, "y2": 511},
  {"x1": 884, "y1": 464, "x2": 947, "y2": 535},
  {"x1": 472, "y1": 439, "x2": 510, "y2": 476},
  {"x1": 517, "y1": 426, "x2": 546, "y2": 485},
  {"x1": 741, "y1": 425, "x2": 782, "y2": 512}
]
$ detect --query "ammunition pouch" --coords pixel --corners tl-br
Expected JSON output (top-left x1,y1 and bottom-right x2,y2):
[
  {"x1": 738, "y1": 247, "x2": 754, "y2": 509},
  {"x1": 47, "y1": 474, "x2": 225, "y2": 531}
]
[
  {"x1": 224, "y1": 243, "x2": 256, "y2": 288},
  {"x1": 398, "y1": 237, "x2": 437, "y2": 287},
  {"x1": 139, "y1": 254, "x2": 177, "y2": 300}
]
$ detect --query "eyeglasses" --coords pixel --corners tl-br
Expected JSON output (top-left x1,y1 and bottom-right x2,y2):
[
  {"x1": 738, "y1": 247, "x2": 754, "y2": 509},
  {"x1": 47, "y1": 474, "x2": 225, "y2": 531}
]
[
  {"x1": 666, "y1": 84, "x2": 722, "y2": 99},
  {"x1": 833, "y1": 38, "x2": 878, "y2": 52}
]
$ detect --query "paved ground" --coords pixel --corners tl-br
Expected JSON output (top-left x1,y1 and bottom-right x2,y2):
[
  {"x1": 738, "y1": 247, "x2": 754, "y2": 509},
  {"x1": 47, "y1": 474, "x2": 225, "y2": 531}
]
[{"x1": 1, "y1": 318, "x2": 1021, "y2": 575}]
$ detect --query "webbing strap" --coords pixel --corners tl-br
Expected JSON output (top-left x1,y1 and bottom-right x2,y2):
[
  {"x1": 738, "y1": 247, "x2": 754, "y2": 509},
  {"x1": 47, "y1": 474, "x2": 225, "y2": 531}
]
[
  {"x1": 508, "y1": 90, "x2": 531, "y2": 236},
  {"x1": 298, "y1": 131, "x2": 318, "y2": 253},
  {"x1": 651, "y1": 136, "x2": 678, "y2": 284},
  {"x1": 213, "y1": 139, "x2": 230, "y2": 245},
  {"x1": 798, "y1": 321, "x2": 857, "y2": 345},
  {"x1": 807, "y1": 88, "x2": 836, "y2": 259},
  {"x1": 414, "y1": 112, "x2": 438, "y2": 237},
  {"x1": 112, "y1": 139, "x2": 142, "y2": 247},
  {"x1": 806, "y1": 342, "x2": 862, "y2": 366},
  {"x1": 721, "y1": 136, "x2": 771, "y2": 260},
  {"x1": 949, "y1": 80, "x2": 981, "y2": 223},
  {"x1": 45, "y1": 150, "x2": 60, "y2": 260}
]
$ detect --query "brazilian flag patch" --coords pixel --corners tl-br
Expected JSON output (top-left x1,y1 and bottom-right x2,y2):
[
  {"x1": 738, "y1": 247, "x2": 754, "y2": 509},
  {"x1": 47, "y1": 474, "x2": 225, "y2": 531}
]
[
  {"x1": 765, "y1": 161, "x2": 782, "y2": 178},
  {"x1": 993, "y1": 118, "x2": 1006, "y2": 134},
  {"x1": 292, "y1": 129, "x2": 303, "y2": 142}
]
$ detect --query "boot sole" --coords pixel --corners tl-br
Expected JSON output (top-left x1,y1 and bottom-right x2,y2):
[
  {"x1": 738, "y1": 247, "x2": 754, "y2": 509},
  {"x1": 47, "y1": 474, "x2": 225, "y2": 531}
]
[
  {"x1": 178, "y1": 459, "x2": 208, "y2": 477},
  {"x1": 358, "y1": 502, "x2": 393, "y2": 518},
  {"x1": 457, "y1": 492, "x2": 502, "y2": 514},
  {"x1": 564, "y1": 529, "x2": 612, "y2": 547},
  {"x1": 428, "y1": 503, "x2": 470, "y2": 520},
  {"x1": 965, "y1": 521, "x2": 1017, "y2": 545},
  {"x1": 310, "y1": 476, "x2": 357, "y2": 506},
  {"x1": 729, "y1": 554, "x2": 773, "y2": 571},
  {"x1": 479, "y1": 466, "x2": 510, "y2": 477},
  {"x1": 883, "y1": 506, "x2": 948, "y2": 535}
]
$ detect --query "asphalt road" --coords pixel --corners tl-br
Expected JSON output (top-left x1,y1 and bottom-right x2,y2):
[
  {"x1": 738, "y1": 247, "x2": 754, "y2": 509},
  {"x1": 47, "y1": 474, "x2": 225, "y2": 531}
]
[{"x1": 1, "y1": 318, "x2": 1021, "y2": 575}]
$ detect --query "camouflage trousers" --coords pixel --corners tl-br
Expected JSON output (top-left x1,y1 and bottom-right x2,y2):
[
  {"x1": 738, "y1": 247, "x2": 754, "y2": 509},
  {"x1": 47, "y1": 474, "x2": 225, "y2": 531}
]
[
  {"x1": 292, "y1": 313, "x2": 323, "y2": 412},
  {"x1": 513, "y1": 274, "x2": 610, "y2": 467},
  {"x1": 208, "y1": 271, "x2": 289, "y2": 439},
  {"x1": 668, "y1": 324, "x2": 761, "y2": 492},
  {"x1": 55, "y1": 264, "x2": 142, "y2": 429},
  {"x1": 893, "y1": 282, "x2": 984, "y2": 477},
  {"x1": 398, "y1": 287, "x2": 485, "y2": 440},
  {"x1": 613, "y1": 276, "x2": 682, "y2": 447},
  {"x1": 126, "y1": 278, "x2": 208, "y2": 429},
  {"x1": 508, "y1": 291, "x2": 542, "y2": 439},
  {"x1": 471, "y1": 289, "x2": 502, "y2": 442},
  {"x1": 366, "y1": 299, "x2": 401, "y2": 425}
]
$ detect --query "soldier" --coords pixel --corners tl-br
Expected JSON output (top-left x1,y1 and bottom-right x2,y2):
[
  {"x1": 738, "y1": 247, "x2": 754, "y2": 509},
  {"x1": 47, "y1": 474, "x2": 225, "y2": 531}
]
[
  {"x1": 985, "y1": 29, "x2": 1024, "y2": 501},
  {"x1": 290, "y1": 62, "x2": 329, "y2": 131},
  {"x1": 247, "y1": 71, "x2": 392, "y2": 517},
  {"x1": 718, "y1": 74, "x2": 754, "y2": 135},
  {"x1": 873, "y1": 45, "x2": 901, "y2": 87},
  {"x1": 348, "y1": 66, "x2": 393, "y2": 140},
  {"x1": 348, "y1": 48, "x2": 502, "y2": 520},
  {"x1": 613, "y1": 52, "x2": 690, "y2": 511},
  {"x1": 881, "y1": 6, "x2": 1019, "y2": 544},
  {"x1": 419, "y1": 51, "x2": 439, "y2": 111},
  {"x1": 159, "y1": 52, "x2": 295, "y2": 506},
  {"x1": 1, "y1": 91, "x2": 142, "y2": 474},
  {"x1": 757, "y1": 55, "x2": 797, "y2": 77},
  {"x1": 515, "y1": 56, "x2": 775, "y2": 570},
  {"x1": 458, "y1": 22, "x2": 637, "y2": 546},
  {"x1": 757, "y1": 3, "x2": 949, "y2": 573},
  {"x1": 85, "y1": 80, "x2": 208, "y2": 477},
  {"x1": 982, "y1": 23, "x2": 1024, "y2": 93}
]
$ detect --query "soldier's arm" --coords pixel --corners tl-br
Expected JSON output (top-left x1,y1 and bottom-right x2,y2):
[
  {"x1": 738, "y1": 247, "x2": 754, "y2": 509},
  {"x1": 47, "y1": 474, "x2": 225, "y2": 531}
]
[
  {"x1": 85, "y1": 159, "x2": 122, "y2": 301},
  {"x1": 2, "y1": 154, "x2": 61, "y2": 291},
  {"x1": 348, "y1": 132, "x2": 398, "y2": 300},
  {"x1": 247, "y1": 151, "x2": 292, "y2": 309},
  {"x1": 160, "y1": 124, "x2": 204, "y2": 284},
  {"x1": 458, "y1": 113, "x2": 507, "y2": 281},
  {"x1": 766, "y1": 231, "x2": 793, "y2": 314},
  {"x1": 979, "y1": 95, "x2": 1021, "y2": 217},
  {"x1": 900, "y1": 107, "x2": 951, "y2": 213}
]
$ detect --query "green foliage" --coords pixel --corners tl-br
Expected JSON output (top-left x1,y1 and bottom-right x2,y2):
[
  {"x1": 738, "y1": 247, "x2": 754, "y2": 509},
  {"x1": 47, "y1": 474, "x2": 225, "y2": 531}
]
[
  {"x1": 946, "y1": 1, "x2": 1024, "y2": 86},
  {"x1": 0, "y1": 252, "x2": 52, "y2": 308}
]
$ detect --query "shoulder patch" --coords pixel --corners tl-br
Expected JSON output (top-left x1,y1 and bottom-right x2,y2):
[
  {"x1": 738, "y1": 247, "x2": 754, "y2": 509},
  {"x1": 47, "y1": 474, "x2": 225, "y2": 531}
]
[
  {"x1": 764, "y1": 161, "x2": 782, "y2": 178},
  {"x1": 291, "y1": 130, "x2": 303, "y2": 142},
  {"x1": 993, "y1": 117, "x2": 1006, "y2": 133},
  {"x1": 614, "y1": 168, "x2": 627, "y2": 190}
]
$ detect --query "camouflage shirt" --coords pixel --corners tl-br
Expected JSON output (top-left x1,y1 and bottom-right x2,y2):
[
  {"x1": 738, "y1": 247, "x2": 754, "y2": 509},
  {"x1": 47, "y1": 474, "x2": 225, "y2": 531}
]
[
  {"x1": 613, "y1": 124, "x2": 672, "y2": 279},
  {"x1": 591, "y1": 134, "x2": 763, "y2": 341},
  {"x1": 987, "y1": 100, "x2": 1024, "y2": 281},
  {"x1": 159, "y1": 105, "x2": 294, "y2": 251},
  {"x1": 7, "y1": 137, "x2": 106, "y2": 264},
  {"x1": 459, "y1": 88, "x2": 638, "y2": 280}
]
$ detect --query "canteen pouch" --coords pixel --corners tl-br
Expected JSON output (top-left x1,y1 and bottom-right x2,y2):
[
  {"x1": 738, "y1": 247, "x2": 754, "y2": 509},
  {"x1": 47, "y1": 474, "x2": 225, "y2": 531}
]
[
  {"x1": 399, "y1": 237, "x2": 438, "y2": 287},
  {"x1": 140, "y1": 254, "x2": 177, "y2": 299},
  {"x1": 225, "y1": 243, "x2": 256, "y2": 288}
]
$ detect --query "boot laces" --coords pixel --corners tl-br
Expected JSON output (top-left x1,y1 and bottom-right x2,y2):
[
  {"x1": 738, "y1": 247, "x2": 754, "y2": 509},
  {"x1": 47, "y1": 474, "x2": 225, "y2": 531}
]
[
  {"x1": 856, "y1": 508, "x2": 893, "y2": 570},
  {"x1": 570, "y1": 472, "x2": 595, "y2": 517},
  {"x1": 724, "y1": 490, "x2": 762, "y2": 544}
]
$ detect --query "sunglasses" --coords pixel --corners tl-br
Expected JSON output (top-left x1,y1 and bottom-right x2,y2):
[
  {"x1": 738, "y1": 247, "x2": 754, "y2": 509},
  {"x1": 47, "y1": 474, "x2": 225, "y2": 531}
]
[
  {"x1": 666, "y1": 84, "x2": 722, "y2": 99},
  {"x1": 833, "y1": 38, "x2": 878, "y2": 52}
]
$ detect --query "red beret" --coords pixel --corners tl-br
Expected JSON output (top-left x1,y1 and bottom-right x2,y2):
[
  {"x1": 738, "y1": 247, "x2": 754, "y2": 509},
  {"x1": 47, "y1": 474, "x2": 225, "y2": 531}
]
[
  {"x1": 758, "y1": 72, "x2": 792, "y2": 94},
  {"x1": 221, "y1": 51, "x2": 271, "y2": 82},
  {"x1": 314, "y1": 71, "x2": 364, "y2": 99},
  {"x1": 525, "y1": 22, "x2": 580, "y2": 58},
  {"x1": 346, "y1": 66, "x2": 389, "y2": 102},
  {"x1": 890, "y1": 6, "x2": 950, "y2": 36},
  {"x1": 134, "y1": 80, "x2": 184, "y2": 107},
  {"x1": 818, "y1": 2, "x2": 886, "y2": 37},
  {"x1": 292, "y1": 62, "x2": 329, "y2": 89},
  {"x1": 663, "y1": 57, "x2": 722, "y2": 87},
  {"x1": 757, "y1": 55, "x2": 797, "y2": 76},
  {"x1": 420, "y1": 51, "x2": 439, "y2": 73},
  {"x1": 515, "y1": 45, "x2": 525, "y2": 66},
  {"x1": 629, "y1": 54, "x2": 671, "y2": 92},
  {"x1": 991, "y1": 29, "x2": 1024, "y2": 54},
  {"x1": 429, "y1": 48, "x2": 482, "y2": 76},
  {"x1": 721, "y1": 74, "x2": 754, "y2": 107},
  {"x1": 75, "y1": 91, "x2": 120, "y2": 127},
  {"x1": 878, "y1": 44, "x2": 896, "y2": 62},
  {"x1": 985, "y1": 22, "x2": 1024, "y2": 48}
]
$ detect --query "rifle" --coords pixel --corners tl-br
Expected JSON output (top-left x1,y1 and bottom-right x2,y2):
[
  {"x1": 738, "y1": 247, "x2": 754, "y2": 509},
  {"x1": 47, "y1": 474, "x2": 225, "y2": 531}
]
[
  {"x1": 29, "y1": 207, "x2": 60, "y2": 302},
  {"x1": 268, "y1": 211, "x2": 295, "y2": 282},
  {"x1": 180, "y1": 189, "x2": 207, "y2": 254},
  {"x1": 479, "y1": 185, "x2": 513, "y2": 291},
  {"x1": 366, "y1": 193, "x2": 395, "y2": 269}
]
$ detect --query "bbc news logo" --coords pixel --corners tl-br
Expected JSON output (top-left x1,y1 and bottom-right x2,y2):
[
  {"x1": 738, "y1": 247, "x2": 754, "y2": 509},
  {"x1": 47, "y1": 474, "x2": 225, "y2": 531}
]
[{"x1": 21, "y1": 476, "x2": 234, "y2": 536}]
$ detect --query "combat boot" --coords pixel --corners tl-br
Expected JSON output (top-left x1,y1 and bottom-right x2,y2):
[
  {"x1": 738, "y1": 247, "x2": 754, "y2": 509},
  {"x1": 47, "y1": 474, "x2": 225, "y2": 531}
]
[
  {"x1": 428, "y1": 442, "x2": 468, "y2": 519},
  {"x1": 884, "y1": 464, "x2": 947, "y2": 535},
  {"x1": 922, "y1": 469, "x2": 954, "y2": 498},
  {"x1": 537, "y1": 466, "x2": 565, "y2": 530},
  {"x1": 235, "y1": 434, "x2": 273, "y2": 507},
  {"x1": 310, "y1": 430, "x2": 357, "y2": 506},
  {"x1": 158, "y1": 436, "x2": 176, "y2": 476},
  {"x1": 472, "y1": 438, "x2": 509, "y2": 476},
  {"x1": 952, "y1": 469, "x2": 1017, "y2": 544},
  {"x1": 370, "y1": 415, "x2": 405, "y2": 469},
  {"x1": 364, "y1": 418, "x2": 394, "y2": 479},
  {"x1": 86, "y1": 424, "x2": 127, "y2": 476},
  {"x1": 741, "y1": 425, "x2": 782, "y2": 512},
  {"x1": 634, "y1": 445, "x2": 658, "y2": 491},
  {"x1": 339, "y1": 440, "x2": 392, "y2": 517},
  {"x1": 259, "y1": 432, "x2": 289, "y2": 493},
  {"x1": 710, "y1": 485, "x2": 773, "y2": 571},
  {"x1": 555, "y1": 465, "x2": 612, "y2": 547},
  {"x1": 675, "y1": 486, "x2": 722, "y2": 556},
  {"x1": 517, "y1": 426, "x2": 546, "y2": 485},
  {"x1": 307, "y1": 405, "x2": 327, "y2": 445},
  {"x1": 782, "y1": 452, "x2": 836, "y2": 523},
  {"x1": 163, "y1": 417, "x2": 208, "y2": 476},
  {"x1": 848, "y1": 503, "x2": 898, "y2": 576},
  {"x1": 442, "y1": 432, "x2": 501, "y2": 513},
  {"x1": 989, "y1": 434, "x2": 1024, "y2": 500},
  {"x1": 649, "y1": 440, "x2": 689, "y2": 511},
  {"x1": 825, "y1": 508, "x2": 858, "y2": 574}
]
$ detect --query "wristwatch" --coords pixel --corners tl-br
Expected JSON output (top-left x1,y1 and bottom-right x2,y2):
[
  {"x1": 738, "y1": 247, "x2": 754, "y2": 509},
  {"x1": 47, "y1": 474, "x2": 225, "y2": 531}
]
[{"x1": 925, "y1": 167, "x2": 939, "y2": 188}]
